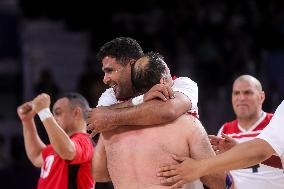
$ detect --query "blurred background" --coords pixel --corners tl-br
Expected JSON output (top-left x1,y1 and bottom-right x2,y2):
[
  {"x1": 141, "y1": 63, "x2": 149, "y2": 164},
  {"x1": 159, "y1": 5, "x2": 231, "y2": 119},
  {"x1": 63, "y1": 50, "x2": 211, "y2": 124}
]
[{"x1": 0, "y1": 0, "x2": 283, "y2": 188}]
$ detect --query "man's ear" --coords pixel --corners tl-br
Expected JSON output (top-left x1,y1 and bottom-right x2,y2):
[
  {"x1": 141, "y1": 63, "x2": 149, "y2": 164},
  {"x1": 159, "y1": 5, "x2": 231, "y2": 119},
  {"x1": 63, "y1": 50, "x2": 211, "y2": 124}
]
[
  {"x1": 73, "y1": 107, "x2": 82, "y2": 119},
  {"x1": 260, "y1": 91, "x2": 265, "y2": 104}
]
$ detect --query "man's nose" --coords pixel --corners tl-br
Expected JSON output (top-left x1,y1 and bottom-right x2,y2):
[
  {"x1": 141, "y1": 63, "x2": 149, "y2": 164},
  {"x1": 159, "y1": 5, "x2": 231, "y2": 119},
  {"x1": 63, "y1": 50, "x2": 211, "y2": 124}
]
[
  {"x1": 239, "y1": 93, "x2": 246, "y2": 100},
  {"x1": 103, "y1": 74, "x2": 111, "y2": 85}
]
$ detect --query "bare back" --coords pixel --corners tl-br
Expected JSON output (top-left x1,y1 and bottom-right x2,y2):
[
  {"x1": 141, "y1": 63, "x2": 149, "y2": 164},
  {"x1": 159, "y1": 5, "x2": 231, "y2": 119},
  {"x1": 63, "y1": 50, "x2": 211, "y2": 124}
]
[{"x1": 101, "y1": 114, "x2": 211, "y2": 189}]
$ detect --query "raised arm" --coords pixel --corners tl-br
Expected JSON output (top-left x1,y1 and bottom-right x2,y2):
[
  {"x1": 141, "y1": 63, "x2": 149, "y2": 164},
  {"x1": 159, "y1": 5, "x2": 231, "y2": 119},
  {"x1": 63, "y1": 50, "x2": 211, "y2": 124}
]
[
  {"x1": 92, "y1": 136, "x2": 111, "y2": 182},
  {"x1": 17, "y1": 102, "x2": 45, "y2": 167},
  {"x1": 33, "y1": 94, "x2": 76, "y2": 160}
]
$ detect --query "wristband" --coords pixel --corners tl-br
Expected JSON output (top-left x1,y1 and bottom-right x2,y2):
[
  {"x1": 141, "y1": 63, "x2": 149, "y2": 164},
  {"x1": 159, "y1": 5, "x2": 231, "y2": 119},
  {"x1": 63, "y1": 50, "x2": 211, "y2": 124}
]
[
  {"x1": 38, "y1": 108, "x2": 53, "y2": 121},
  {"x1": 132, "y1": 94, "x2": 144, "y2": 106}
]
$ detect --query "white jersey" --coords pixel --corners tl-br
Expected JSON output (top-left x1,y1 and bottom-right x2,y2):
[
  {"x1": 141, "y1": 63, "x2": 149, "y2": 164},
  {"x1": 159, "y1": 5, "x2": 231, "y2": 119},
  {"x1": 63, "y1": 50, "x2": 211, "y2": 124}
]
[
  {"x1": 257, "y1": 100, "x2": 284, "y2": 171},
  {"x1": 97, "y1": 77, "x2": 198, "y2": 114},
  {"x1": 218, "y1": 110, "x2": 284, "y2": 189}
]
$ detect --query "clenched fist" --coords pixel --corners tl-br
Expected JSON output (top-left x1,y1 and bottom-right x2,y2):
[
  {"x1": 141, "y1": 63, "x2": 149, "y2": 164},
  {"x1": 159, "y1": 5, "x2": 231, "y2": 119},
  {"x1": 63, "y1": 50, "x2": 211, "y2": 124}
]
[
  {"x1": 17, "y1": 101, "x2": 36, "y2": 122},
  {"x1": 33, "y1": 93, "x2": 51, "y2": 113}
]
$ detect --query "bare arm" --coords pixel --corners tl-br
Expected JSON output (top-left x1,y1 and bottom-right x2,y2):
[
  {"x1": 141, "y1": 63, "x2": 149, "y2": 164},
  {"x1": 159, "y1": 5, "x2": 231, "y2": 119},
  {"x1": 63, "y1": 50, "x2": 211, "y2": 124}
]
[
  {"x1": 187, "y1": 118, "x2": 226, "y2": 189},
  {"x1": 41, "y1": 117, "x2": 76, "y2": 160},
  {"x1": 88, "y1": 78, "x2": 196, "y2": 136},
  {"x1": 201, "y1": 139, "x2": 274, "y2": 174},
  {"x1": 110, "y1": 92, "x2": 190, "y2": 125},
  {"x1": 17, "y1": 102, "x2": 45, "y2": 167},
  {"x1": 33, "y1": 94, "x2": 76, "y2": 161},
  {"x1": 157, "y1": 139, "x2": 274, "y2": 188},
  {"x1": 88, "y1": 92, "x2": 191, "y2": 132},
  {"x1": 92, "y1": 136, "x2": 111, "y2": 182}
]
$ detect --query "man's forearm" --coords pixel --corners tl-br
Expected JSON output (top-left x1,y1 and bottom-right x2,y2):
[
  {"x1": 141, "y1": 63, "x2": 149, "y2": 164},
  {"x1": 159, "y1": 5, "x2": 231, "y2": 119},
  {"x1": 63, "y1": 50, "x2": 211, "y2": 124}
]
[
  {"x1": 42, "y1": 117, "x2": 76, "y2": 160},
  {"x1": 202, "y1": 139, "x2": 274, "y2": 175},
  {"x1": 22, "y1": 119, "x2": 45, "y2": 167},
  {"x1": 107, "y1": 100, "x2": 133, "y2": 109},
  {"x1": 108, "y1": 93, "x2": 191, "y2": 126}
]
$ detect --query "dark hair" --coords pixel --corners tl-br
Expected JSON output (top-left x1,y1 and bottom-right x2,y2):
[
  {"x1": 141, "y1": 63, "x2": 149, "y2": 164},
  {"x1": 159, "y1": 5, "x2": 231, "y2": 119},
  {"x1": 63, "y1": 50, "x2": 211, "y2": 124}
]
[
  {"x1": 97, "y1": 37, "x2": 144, "y2": 66},
  {"x1": 131, "y1": 52, "x2": 167, "y2": 94},
  {"x1": 59, "y1": 92, "x2": 90, "y2": 120}
]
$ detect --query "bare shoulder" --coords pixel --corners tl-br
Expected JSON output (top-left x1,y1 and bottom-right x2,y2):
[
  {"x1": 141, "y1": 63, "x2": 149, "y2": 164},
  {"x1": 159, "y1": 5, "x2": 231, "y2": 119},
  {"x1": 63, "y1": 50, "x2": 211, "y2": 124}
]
[
  {"x1": 171, "y1": 114, "x2": 208, "y2": 143},
  {"x1": 179, "y1": 115, "x2": 206, "y2": 134},
  {"x1": 181, "y1": 115, "x2": 215, "y2": 159}
]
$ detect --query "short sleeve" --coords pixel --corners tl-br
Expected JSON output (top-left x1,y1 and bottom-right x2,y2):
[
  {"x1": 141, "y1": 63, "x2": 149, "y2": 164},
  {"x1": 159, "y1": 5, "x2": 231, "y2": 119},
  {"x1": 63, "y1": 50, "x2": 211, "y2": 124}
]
[
  {"x1": 97, "y1": 88, "x2": 118, "y2": 107},
  {"x1": 257, "y1": 100, "x2": 284, "y2": 157},
  {"x1": 69, "y1": 134, "x2": 94, "y2": 164},
  {"x1": 172, "y1": 77, "x2": 198, "y2": 113}
]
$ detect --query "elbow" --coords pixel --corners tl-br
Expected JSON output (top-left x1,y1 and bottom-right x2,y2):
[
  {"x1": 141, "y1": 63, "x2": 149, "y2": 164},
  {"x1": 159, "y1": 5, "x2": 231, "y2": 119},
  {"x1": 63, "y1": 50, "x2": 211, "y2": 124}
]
[
  {"x1": 254, "y1": 151, "x2": 271, "y2": 162},
  {"x1": 58, "y1": 147, "x2": 76, "y2": 160},
  {"x1": 27, "y1": 152, "x2": 42, "y2": 168},
  {"x1": 250, "y1": 139, "x2": 274, "y2": 162},
  {"x1": 31, "y1": 159, "x2": 42, "y2": 168},
  {"x1": 160, "y1": 109, "x2": 179, "y2": 123},
  {"x1": 93, "y1": 173, "x2": 110, "y2": 182},
  {"x1": 159, "y1": 96, "x2": 191, "y2": 122}
]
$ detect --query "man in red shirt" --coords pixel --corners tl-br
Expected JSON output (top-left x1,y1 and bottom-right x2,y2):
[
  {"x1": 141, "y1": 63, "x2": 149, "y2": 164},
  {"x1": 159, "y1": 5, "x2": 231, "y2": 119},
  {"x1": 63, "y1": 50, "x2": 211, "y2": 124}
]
[{"x1": 17, "y1": 92, "x2": 94, "y2": 189}]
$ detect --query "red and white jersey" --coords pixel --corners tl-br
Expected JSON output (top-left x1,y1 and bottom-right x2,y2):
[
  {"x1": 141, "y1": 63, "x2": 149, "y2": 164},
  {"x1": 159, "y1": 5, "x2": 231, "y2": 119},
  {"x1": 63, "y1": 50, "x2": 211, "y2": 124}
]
[
  {"x1": 97, "y1": 77, "x2": 198, "y2": 115},
  {"x1": 218, "y1": 112, "x2": 284, "y2": 189},
  {"x1": 37, "y1": 133, "x2": 94, "y2": 189}
]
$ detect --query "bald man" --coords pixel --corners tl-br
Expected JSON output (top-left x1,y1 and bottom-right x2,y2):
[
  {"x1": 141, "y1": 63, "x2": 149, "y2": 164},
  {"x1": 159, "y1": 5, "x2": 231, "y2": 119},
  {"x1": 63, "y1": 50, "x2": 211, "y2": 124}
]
[{"x1": 209, "y1": 75, "x2": 284, "y2": 188}]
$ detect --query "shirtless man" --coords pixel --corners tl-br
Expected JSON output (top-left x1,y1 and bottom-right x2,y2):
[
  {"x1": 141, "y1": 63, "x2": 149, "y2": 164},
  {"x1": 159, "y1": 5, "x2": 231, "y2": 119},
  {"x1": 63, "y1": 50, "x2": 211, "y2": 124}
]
[{"x1": 92, "y1": 52, "x2": 226, "y2": 189}]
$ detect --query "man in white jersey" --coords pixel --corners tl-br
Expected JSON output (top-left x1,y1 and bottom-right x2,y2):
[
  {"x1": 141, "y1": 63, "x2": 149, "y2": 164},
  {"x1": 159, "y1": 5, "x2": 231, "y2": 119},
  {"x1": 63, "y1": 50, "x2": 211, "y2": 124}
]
[
  {"x1": 87, "y1": 37, "x2": 198, "y2": 137},
  {"x1": 87, "y1": 37, "x2": 202, "y2": 188},
  {"x1": 157, "y1": 100, "x2": 284, "y2": 189},
  {"x1": 208, "y1": 75, "x2": 283, "y2": 188},
  {"x1": 91, "y1": 52, "x2": 226, "y2": 189}
]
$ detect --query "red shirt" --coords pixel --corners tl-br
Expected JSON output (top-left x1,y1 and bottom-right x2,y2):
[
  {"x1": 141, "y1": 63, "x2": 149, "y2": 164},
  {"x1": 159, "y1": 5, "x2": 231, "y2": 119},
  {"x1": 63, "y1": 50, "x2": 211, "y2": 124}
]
[{"x1": 37, "y1": 133, "x2": 94, "y2": 189}]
